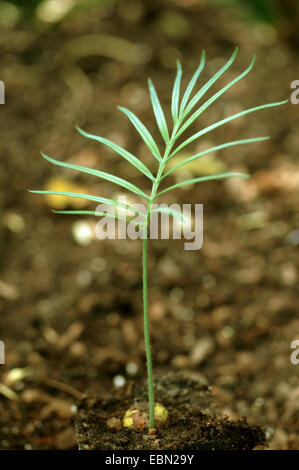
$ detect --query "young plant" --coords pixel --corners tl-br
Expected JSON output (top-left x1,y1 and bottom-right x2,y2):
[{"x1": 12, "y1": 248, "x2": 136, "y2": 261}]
[{"x1": 30, "y1": 48, "x2": 287, "y2": 431}]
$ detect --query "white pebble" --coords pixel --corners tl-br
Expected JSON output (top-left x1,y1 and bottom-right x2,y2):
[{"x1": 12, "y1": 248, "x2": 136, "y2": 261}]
[
  {"x1": 126, "y1": 362, "x2": 138, "y2": 377},
  {"x1": 72, "y1": 221, "x2": 94, "y2": 246},
  {"x1": 113, "y1": 375, "x2": 126, "y2": 389}
]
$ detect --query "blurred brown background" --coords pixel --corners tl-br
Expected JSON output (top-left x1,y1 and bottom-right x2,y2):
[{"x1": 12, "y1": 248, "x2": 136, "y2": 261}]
[{"x1": 0, "y1": 0, "x2": 298, "y2": 449}]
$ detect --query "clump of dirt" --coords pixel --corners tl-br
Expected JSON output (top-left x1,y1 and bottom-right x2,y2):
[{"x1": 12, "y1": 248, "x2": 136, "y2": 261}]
[{"x1": 73, "y1": 374, "x2": 266, "y2": 450}]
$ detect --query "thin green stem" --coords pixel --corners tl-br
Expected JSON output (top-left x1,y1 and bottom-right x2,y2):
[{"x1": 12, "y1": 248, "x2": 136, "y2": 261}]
[
  {"x1": 142, "y1": 124, "x2": 180, "y2": 432},
  {"x1": 142, "y1": 232, "x2": 155, "y2": 431}
]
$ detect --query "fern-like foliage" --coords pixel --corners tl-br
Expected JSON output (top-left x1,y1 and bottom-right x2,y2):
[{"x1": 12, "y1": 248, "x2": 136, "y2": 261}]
[
  {"x1": 30, "y1": 48, "x2": 287, "y2": 226},
  {"x1": 29, "y1": 49, "x2": 288, "y2": 432}
]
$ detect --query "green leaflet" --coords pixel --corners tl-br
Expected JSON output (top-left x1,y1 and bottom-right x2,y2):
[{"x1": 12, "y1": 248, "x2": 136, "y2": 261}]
[
  {"x1": 175, "y1": 52, "x2": 255, "y2": 141},
  {"x1": 170, "y1": 100, "x2": 288, "y2": 158},
  {"x1": 76, "y1": 126, "x2": 154, "y2": 181},
  {"x1": 163, "y1": 137, "x2": 270, "y2": 176},
  {"x1": 179, "y1": 50, "x2": 206, "y2": 118},
  {"x1": 39, "y1": 151, "x2": 149, "y2": 200},
  {"x1": 181, "y1": 47, "x2": 238, "y2": 120},
  {"x1": 156, "y1": 172, "x2": 249, "y2": 198},
  {"x1": 148, "y1": 79, "x2": 169, "y2": 144},
  {"x1": 29, "y1": 190, "x2": 146, "y2": 218},
  {"x1": 171, "y1": 60, "x2": 183, "y2": 125},
  {"x1": 118, "y1": 106, "x2": 162, "y2": 162}
]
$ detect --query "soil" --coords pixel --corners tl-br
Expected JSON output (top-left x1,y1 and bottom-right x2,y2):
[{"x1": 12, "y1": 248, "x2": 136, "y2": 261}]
[
  {"x1": 0, "y1": 0, "x2": 299, "y2": 451},
  {"x1": 73, "y1": 373, "x2": 266, "y2": 450}
]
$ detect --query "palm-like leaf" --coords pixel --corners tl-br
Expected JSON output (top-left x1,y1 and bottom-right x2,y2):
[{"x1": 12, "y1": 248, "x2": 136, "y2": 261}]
[
  {"x1": 169, "y1": 99, "x2": 287, "y2": 159},
  {"x1": 30, "y1": 49, "x2": 287, "y2": 433},
  {"x1": 30, "y1": 49, "x2": 287, "y2": 225},
  {"x1": 181, "y1": 47, "x2": 238, "y2": 121},
  {"x1": 175, "y1": 52, "x2": 255, "y2": 141}
]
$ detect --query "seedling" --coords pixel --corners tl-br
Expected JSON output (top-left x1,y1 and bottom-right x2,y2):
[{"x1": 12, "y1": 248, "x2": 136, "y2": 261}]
[{"x1": 30, "y1": 48, "x2": 287, "y2": 431}]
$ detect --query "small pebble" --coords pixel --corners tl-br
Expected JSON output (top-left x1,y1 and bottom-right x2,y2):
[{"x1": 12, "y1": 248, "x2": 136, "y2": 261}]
[
  {"x1": 190, "y1": 337, "x2": 215, "y2": 366},
  {"x1": 171, "y1": 355, "x2": 190, "y2": 369},
  {"x1": 70, "y1": 404, "x2": 78, "y2": 414},
  {"x1": 3, "y1": 212, "x2": 25, "y2": 233},
  {"x1": 76, "y1": 270, "x2": 92, "y2": 286},
  {"x1": 113, "y1": 375, "x2": 125, "y2": 389},
  {"x1": 126, "y1": 362, "x2": 138, "y2": 376},
  {"x1": 106, "y1": 417, "x2": 122, "y2": 431},
  {"x1": 72, "y1": 221, "x2": 94, "y2": 246}
]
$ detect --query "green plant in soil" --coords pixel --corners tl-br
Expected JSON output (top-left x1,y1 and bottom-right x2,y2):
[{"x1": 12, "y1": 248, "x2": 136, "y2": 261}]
[{"x1": 30, "y1": 48, "x2": 287, "y2": 432}]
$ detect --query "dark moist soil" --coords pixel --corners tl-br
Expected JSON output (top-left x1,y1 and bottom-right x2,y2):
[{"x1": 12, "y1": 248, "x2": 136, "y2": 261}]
[{"x1": 73, "y1": 374, "x2": 266, "y2": 450}]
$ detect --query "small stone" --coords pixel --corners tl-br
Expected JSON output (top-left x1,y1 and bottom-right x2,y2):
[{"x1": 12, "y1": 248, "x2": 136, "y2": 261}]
[
  {"x1": 69, "y1": 341, "x2": 87, "y2": 357},
  {"x1": 122, "y1": 320, "x2": 138, "y2": 346},
  {"x1": 285, "y1": 229, "x2": 299, "y2": 246},
  {"x1": 113, "y1": 375, "x2": 125, "y2": 389},
  {"x1": 280, "y1": 262, "x2": 297, "y2": 286},
  {"x1": 171, "y1": 354, "x2": 190, "y2": 369},
  {"x1": 126, "y1": 362, "x2": 138, "y2": 377},
  {"x1": 106, "y1": 417, "x2": 122, "y2": 431},
  {"x1": 190, "y1": 337, "x2": 215, "y2": 366},
  {"x1": 55, "y1": 427, "x2": 78, "y2": 450},
  {"x1": 70, "y1": 404, "x2": 77, "y2": 414},
  {"x1": 72, "y1": 220, "x2": 95, "y2": 246},
  {"x1": 0, "y1": 280, "x2": 19, "y2": 301},
  {"x1": 3, "y1": 212, "x2": 25, "y2": 233},
  {"x1": 151, "y1": 301, "x2": 166, "y2": 320}
]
